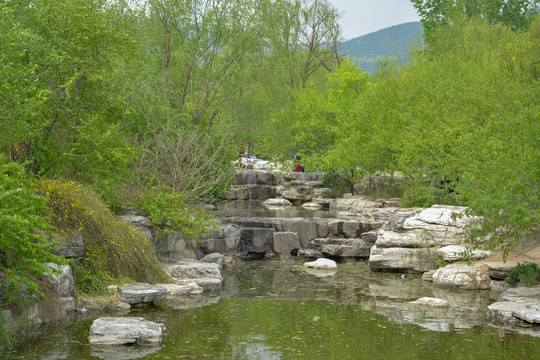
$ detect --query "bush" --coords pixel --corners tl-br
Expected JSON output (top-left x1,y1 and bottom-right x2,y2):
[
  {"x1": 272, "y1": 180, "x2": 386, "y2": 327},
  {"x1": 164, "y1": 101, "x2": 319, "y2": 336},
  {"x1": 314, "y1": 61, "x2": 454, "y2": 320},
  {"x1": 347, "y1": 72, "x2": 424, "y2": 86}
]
[
  {"x1": 36, "y1": 180, "x2": 167, "y2": 293},
  {"x1": 505, "y1": 263, "x2": 540, "y2": 287},
  {"x1": 0, "y1": 156, "x2": 64, "y2": 304},
  {"x1": 138, "y1": 186, "x2": 213, "y2": 239}
]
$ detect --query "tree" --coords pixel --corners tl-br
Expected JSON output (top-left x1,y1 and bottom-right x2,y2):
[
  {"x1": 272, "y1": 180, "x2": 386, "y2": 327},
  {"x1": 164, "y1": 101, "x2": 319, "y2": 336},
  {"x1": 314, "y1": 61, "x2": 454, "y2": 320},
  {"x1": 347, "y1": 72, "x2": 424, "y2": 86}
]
[{"x1": 411, "y1": 0, "x2": 540, "y2": 43}]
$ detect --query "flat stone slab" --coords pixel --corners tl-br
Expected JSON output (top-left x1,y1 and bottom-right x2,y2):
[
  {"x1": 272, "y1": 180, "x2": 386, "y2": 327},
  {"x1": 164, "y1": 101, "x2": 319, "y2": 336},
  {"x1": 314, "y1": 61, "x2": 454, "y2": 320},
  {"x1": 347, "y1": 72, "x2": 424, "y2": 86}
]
[
  {"x1": 437, "y1": 245, "x2": 491, "y2": 261},
  {"x1": 119, "y1": 284, "x2": 167, "y2": 305},
  {"x1": 376, "y1": 230, "x2": 432, "y2": 248},
  {"x1": 488, "y1": 300, "x2": 540, "y2": 325},
  {"x1": 304, "y1": 258, "x2": 337, "y2": 269},
  {"x1": 369, "y1": 246, "x2": 437, "y2": 273},
  {"x1": 89, "y1": 317, "x2": 165, "y2": 346}
]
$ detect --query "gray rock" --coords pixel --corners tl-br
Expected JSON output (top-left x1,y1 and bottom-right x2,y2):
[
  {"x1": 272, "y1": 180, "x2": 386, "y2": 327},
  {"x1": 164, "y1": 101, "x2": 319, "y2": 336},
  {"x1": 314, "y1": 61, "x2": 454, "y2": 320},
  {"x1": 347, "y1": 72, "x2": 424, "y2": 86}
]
[
  {"x1": 311, "y1": 238, "x2": 370, "y2": 258},
  {"x1": 362, "y1": 231, "x2": 378, "y2": 247},
  {"x1": 273, "y1": 232, "x2": 301, "y2": 258},
  {"x1": 297, "y1": 248, "x2": 323, "y2": 259},
  {"x1": 117, "y1": 215, "x2": 156, "y2": 243},
  {"x1": 200, "y1": 253, "x2": 227, "y2": 268},
  {"x1": 89, "y1": 317, "x2": 165, "y2": 345},
  {"x1": 119, "y1": 284, "x2": 167, "y2": 305},
  {"x1": 164, "y1": 262, "x2": 222, "y2": 280},
  {"x1": 50, "y1": 232, "x2": 85, "y2": 258},
  {"x1": 329, "y1": 197, "x2": 383, "y2": 212},
  {"x1": 432, "y1": 264, "x2": 492, "y2": 290},
  {"x1": 281, "y1": 219, "x2": 318, "y2": 248},
  {"x1": 241, "y1": 227, "x2": 276, "y2": 253},
  {"x1": 43, "y1": 263, "x2": 74, "y2": 297},
  {"x1": 368, "y1": 246, "x2": 437, "y2": 273},
  {"x1": 483, "y1": 262, "x2": 513, "y2": 280}
]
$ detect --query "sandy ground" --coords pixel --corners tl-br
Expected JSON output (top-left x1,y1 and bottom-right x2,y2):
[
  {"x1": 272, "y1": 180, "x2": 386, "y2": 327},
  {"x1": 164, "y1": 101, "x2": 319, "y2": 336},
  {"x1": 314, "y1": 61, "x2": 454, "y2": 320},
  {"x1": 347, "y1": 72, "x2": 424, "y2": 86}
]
[{"x1": 476, "y1": 230, "x2": 540, "y2": 266}]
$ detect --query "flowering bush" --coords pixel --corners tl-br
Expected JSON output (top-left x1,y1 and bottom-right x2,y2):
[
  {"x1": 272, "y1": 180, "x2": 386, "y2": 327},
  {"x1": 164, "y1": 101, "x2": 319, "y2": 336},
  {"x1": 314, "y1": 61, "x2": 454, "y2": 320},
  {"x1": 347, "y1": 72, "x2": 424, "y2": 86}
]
[{"x1": 37, "y1": 180, "x2": 167, "y2": 293}]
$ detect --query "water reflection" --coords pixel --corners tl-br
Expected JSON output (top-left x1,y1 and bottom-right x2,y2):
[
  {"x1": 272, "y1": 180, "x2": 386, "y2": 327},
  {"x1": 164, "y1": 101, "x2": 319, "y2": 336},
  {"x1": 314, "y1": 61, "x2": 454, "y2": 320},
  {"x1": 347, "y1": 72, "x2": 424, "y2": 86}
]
[
  {"x1": 217, "y1": 200, "x2": 336, "y2": 219},
  {"x1": 4, "y1": 262, "x2": 540, "y2": 360}
]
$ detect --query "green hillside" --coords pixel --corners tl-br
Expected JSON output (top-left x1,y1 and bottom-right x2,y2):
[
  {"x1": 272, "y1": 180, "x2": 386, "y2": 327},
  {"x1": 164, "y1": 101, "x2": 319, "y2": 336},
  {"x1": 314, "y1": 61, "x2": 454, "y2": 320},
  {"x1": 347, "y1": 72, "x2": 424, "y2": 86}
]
[{"x1": 339, "y1": 22, "x2": 424, "y2": 73}]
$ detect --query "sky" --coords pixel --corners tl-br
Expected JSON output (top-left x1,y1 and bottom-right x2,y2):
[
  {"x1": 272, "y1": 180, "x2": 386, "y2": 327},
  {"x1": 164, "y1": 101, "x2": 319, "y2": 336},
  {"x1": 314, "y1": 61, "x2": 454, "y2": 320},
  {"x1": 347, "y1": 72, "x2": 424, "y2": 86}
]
[{"x1": 328, "y1": 0, "x2": 421, "y2": 40}]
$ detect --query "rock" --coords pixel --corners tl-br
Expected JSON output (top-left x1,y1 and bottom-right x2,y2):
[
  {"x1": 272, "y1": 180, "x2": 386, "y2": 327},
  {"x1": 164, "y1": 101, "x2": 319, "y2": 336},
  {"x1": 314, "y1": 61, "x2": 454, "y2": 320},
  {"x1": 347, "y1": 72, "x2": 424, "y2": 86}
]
[
  {"x1": 410, "y1": 297, "x2": 449, "y2": 307},
  {"x1": 375, "y1": 230, "x2": 433, "y2": 248},
  {"x1": 116, "y1": 302, "x2": 131, "y2": 311},
  {"x1": 50, "y1": 232, "x2": 85, "y2": 258},
  {"x1": 368, "y1": 246, "x2": 437, "y2": 273},
  {"x1": 157, "y1": 233, "x2": 200, "y2": 261},
  {"x1": 432, "y1": 264, "x2": 491, "y2": 290},
  {"x1": 117, "y1": 215, "x2": 156, "y2": 243},
  {"x1": 89, "y1": 317, "x2": 165, "y2": 345},
  {"x1": 437, "y1": 245, "x2": 491, "y2": 261},
  {"x1": 160, "y1": 284, "x2": 191, "y2": 297},
  {"x1": 164, "y1": 262, "x2": 222, "y2": 280},
  {"x1": 281, "y1": 219, "x2": 318, "y2": 247},
  {"x1": 310, "y1": 238, "x2": 370, "y2": 258},
  {"x1": 483, "y1": 262, "x2": 513, "y2": 280},
  {"x1": 403, "y1": 205, "x2": 479, "y2": 244},
  {"x1": 297, "y1": 248, "x2": 323, "y2": 259},
  {"x1": 488, "y1": 288, "x2": 540, "y2": 325},
  {"x1": 304, "y1": 258, "x2": 338, "y2": 269},
  {"x1": 263, "y1": 198, "x2": 292, "y2": 207},
  {"x1": 490, "y1": 280, "x2": 512, "y2": 292},
  {"x1": 187, "y1": 278, "x2": 223, "y2": 292},
  {"x1": 273, "y1": 232, "x2": 301, "y2": 258},
  {"x1": 422, "y1": 270, "x2": 436, "y2": 282},
  {"x1": 200, "y1": 253, "x2": 227, "y2": 269},
  {"x1": 362, "y1": 231, "x2": 378, "y2": 247},
  {"x1": 43, "y1": 263, "x2": 74, "y2": 297},
  {"x1": 119, "y1": 284, "x2": 167, "y2": 305},
  {"x1": 371, "y1": 209, "x2": 418, "y2": 232},
  {"x1": 240, "y1": 227, "x2": 275, "y2": 253},
  {"x1": 60, "y1": 297, "x2": 75, "y2": 313},
  {"x1": 329, "y1": 197, "x2": 383, "y2": 212},
  {"x1": 302, "y1": 202, "x2": 323, "y2": 209}
]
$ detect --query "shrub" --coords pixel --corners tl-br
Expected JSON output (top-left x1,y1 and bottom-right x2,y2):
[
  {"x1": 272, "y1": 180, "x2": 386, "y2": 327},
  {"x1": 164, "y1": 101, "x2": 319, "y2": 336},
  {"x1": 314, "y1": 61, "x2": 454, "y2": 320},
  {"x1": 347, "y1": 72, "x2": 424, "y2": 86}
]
[
  {"x1": 138, "y1": 186, "x2": 213, "y2": 239},
  {"x1": 36, "y1": 180, "x2": 167, "y2": 293},
  {"x1": 0, "y1": 156, "x2": 64, "y2": 304},
  {"x1": 505, "y1": 263, "x2": 540, "y2": 287}
]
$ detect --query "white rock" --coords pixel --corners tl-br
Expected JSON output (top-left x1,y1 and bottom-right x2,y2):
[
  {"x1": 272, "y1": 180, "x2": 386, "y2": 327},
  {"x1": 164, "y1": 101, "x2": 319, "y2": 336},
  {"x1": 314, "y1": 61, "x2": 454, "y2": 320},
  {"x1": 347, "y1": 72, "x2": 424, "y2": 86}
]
[
  {"x1": 304, "y1": 258, "x2": 338, "y2": 269},
  {"x1": 432, "y1": 264, "x2": 491, "y2": 290},
  {"x1": 89, "y1": 317, "x2": 165, "y2": 346},
  {"x1": 119, "y1": 284, "x2": 167, "y2": 305},
  {"x1": 437, "y1": 245, "x2": 492, "y2": 261}
]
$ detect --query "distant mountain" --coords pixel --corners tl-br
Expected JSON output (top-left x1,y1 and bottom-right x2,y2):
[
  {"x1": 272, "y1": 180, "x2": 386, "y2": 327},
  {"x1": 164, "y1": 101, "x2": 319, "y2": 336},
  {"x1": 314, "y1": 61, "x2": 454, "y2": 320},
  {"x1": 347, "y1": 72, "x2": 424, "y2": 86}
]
[{"x1": 339, "y1": 22, "x2": 424, "y2": 74}]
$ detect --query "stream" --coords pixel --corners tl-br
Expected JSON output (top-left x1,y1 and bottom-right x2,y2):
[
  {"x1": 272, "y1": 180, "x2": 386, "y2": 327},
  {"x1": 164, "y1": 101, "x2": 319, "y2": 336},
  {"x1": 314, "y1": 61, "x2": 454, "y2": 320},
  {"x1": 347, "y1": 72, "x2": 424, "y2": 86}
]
[{"x1": 3, "y1": 201, "x2": 540, "y2": 359}]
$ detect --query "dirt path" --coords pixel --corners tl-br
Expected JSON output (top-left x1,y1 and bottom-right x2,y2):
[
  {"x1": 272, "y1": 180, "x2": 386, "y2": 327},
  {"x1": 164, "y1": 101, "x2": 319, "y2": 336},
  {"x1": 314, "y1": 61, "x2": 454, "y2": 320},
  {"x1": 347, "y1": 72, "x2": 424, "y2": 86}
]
[{"x1": 478, "y1": 230, "x2": 540, "y2": 266}]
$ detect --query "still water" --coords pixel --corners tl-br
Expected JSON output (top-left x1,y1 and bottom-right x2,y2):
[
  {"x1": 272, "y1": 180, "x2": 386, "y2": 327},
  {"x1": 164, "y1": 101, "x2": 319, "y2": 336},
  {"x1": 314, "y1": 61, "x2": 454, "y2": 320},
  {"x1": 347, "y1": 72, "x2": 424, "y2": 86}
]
[{"x1": 3, "y1": 262, "x2": 540, "y2": 359}]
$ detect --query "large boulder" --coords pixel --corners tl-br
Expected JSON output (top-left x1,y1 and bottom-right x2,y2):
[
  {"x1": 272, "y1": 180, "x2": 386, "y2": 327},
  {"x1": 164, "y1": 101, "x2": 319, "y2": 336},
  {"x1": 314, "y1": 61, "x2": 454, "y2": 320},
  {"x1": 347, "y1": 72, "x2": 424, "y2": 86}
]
[
  {"x1": 89, "y1": 317, "x2": 165, "y2": 346},
  {"x1": 403, "y1": 205, "x2": 478, "y2": 245},
  {"x1": 156, "y1": 233, "x2": 200, "y2": 261},
  {"x1": 368, "y1": 246, "x2": 437, "y2": 273},
  {"x1": 431, "y1": 264, "x2": 492, "y2": 290},
  {"x1": 240, "y1": 228, "x2": 275, "y2": 253}
]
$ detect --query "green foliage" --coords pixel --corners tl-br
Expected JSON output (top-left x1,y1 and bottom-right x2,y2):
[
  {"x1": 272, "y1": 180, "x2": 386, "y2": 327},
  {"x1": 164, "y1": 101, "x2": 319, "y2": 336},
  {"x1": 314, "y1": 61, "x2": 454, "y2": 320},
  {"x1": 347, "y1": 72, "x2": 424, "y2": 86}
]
[
  {"x1": 138, "y1": 187, "x2": 214, "y2": 240},
  {"x1": 0, "y1": 311, "x2": 10, "y2": 349},
  {"x1": 36, "y1": 180, "x2": 167, "y2": 293},
  {"x1": 505, "y1": 263, "x2": 540, "y2": 287},
  {"x1": 0, "y1": 156, "x2": 64, "y2": 304}
]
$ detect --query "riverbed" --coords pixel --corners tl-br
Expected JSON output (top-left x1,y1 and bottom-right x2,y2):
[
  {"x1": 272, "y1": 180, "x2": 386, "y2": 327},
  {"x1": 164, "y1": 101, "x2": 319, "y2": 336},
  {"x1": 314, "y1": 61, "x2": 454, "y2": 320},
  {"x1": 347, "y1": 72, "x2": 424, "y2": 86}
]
[{"x1": 4, "y1": 261, "x2": 540, "y2": 359}]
